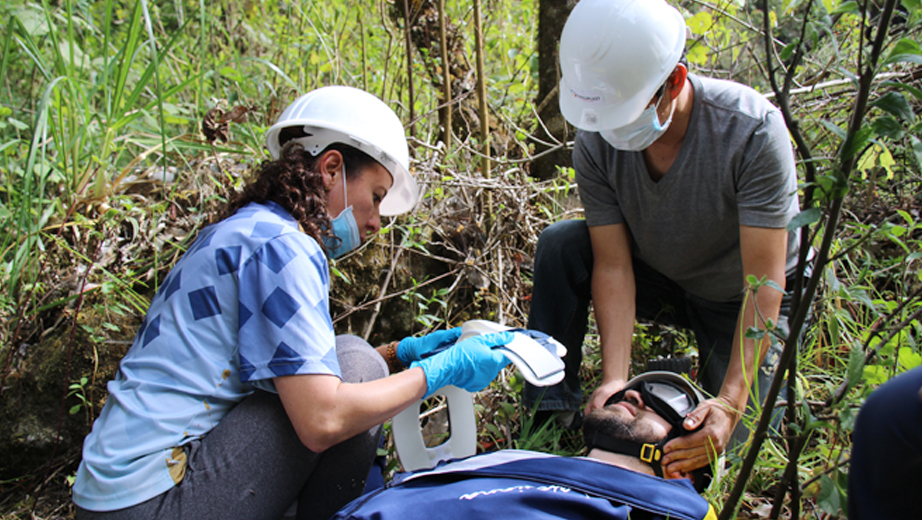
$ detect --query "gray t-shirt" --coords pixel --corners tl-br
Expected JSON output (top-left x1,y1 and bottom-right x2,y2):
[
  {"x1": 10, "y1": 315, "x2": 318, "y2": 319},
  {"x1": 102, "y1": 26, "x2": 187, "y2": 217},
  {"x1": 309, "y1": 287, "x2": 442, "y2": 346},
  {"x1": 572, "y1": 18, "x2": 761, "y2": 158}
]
[{"x1": 575, "y1": 74, "x2": 800, "y2": 302}]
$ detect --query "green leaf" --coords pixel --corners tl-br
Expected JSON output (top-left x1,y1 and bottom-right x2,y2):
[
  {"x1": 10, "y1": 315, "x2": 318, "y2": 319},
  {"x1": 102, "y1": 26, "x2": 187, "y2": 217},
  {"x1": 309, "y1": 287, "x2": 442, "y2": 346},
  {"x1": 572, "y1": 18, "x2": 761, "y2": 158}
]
[
  {"x1": 829, "y1": 315, "x2": 840, "y2": 349},
  {"x1": 882, "y1": 38, "x2": 922, "y2": 67},
  {"x1": 816, "y1": 172, "x2": 850, "y2": 200},
  {"x1": 69, "y1": 404, "x2": 82, "y2": 415},
  {"x1": 219, "y1": 66, "x2": 243, "y2": 83},
  {"x1": 780, "y1": 42, "x2": 797, "y2": 61},
  {"x1": 821, "y1": 119, "x2": 847, "y2": 140},
  {"x1": 763, "y1": 279, "x2": 784, "y2": 293},
  {"x1": 911, "y1": 136, "x2": 922, "y2": 168},
  {"x1": 902, "y1": 0, "x2": 922, "y2": 11},
  {"x1": 882, "y1": 81, "x2": 922, "y2": 103},
  {"x1": 744, "y1": 326, "x2": 766, "y2": 340},
  {"x1": 817, "y1": 475, "x2": 842, "y2": 515},
  {"x1": 686, "y1": 12, "x2": 714, "y2": 35},
  {"x1": 847, "y1": 344, "x2": 864, "y2": 390},
  {"x1": 15, "y1": 5, "x2": 50, "y2": 36},
  {"x1": 831, "y1": 0, "x2": 859, "y2": 14},
  {"x1": 782, "y1": 0, "x2": 806, "y2": 12},
  {"x1": 857, "y1": 144, "x2": 880, "y2": 178},
  {"x1": 842, "y1": 126, "x2": 874, "y2": 162},
  {"x1": 882, "y1": 156, "x2": 905, "y2": 190},
  {"x1": 788, "y1": 207, "x2": 822, "y2": 230},
  {"x1": 871, "y1": 115, "x2": 904, "y2": 140},
  {"x1": 898, "y1": 347, "x2": 922, "y2": 371},
  {"x1": 887, "y1": 224, "x2": 906, "y2": 237},
  {"x1": 869, "y1": 92, "x2": 915, "y2": 121},
  {"x1": 687, "y1": 42, "x2": 708, "y2": 66},
  {"x1": 839, "y1": 405, "x2": 857, "y2": 432},
  {"x1": 863, "y1": 364, "x2": 889, "y2": 385},
  {"x1": 7, "y1": 117, "x2": 28, "y2": 131},
  {"x1": 57, "y1": 40, "x2": 87, "y2": 68}
]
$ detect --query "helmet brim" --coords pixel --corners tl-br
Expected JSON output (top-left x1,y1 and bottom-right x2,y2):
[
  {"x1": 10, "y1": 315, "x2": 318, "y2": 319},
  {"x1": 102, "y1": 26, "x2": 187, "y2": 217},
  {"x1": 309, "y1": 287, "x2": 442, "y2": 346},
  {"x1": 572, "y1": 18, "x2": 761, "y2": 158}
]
[{"x1": 265, "y1": 123, "x2": 420, "y2": 216}]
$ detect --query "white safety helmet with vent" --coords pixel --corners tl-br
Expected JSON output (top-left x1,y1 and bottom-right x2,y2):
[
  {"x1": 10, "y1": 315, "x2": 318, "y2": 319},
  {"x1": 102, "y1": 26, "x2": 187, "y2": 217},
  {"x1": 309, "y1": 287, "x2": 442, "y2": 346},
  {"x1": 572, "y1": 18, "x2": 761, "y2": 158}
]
[
  {"x1": 265, "y1": 86, "x2": 418, "y2": 216},
  {"x1": 558, "y1": 0, "x2": 688, "y2": 132}
]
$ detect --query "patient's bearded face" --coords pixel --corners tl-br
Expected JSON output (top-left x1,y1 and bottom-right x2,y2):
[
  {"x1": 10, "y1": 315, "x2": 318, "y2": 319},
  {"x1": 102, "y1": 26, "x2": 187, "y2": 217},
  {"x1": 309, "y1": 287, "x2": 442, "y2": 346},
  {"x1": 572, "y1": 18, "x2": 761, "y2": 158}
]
[{"x1": 584, "y1": 393, "x2": 673, "y2": 444}]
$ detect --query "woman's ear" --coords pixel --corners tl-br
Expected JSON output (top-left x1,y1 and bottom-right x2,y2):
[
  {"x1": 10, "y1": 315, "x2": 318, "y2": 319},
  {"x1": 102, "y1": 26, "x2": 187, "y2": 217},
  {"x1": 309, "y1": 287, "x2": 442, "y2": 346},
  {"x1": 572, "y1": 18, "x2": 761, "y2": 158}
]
[{"x1": 317, "y1": 150, "x2": 344, "y2": 191}]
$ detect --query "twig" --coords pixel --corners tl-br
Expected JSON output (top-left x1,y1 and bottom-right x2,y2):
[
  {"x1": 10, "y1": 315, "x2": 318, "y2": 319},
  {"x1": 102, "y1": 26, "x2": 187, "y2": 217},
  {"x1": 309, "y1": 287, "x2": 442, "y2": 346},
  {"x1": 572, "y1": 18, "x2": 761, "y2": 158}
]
[
  {"x1": 438, "y1": 0, "x2": 451, "y2": 150},
  {"x1": 800, "y1": 456, "x2": 851, "y2": 490},
  {"x1": 363, "y1": 236, "x2": 404, "y2": 341},
  {"x1": 456, "y1": 139, "x2": 574, "y2": 165},
  {"x1": 762, "y1": 72, "x2": 906, "y2": 99},
  {"x1": 533, "y1": 83, "x2": 559, "y2": 116},
  {"x1": 332, "y1": 267, "x2": 462, "y2": 323},
  {"x1": 401, "y1": 0, "x2": 415, "y2": 135},
  {"x1": 472, "y1": 0, "x2": 490, "y2": 180}
]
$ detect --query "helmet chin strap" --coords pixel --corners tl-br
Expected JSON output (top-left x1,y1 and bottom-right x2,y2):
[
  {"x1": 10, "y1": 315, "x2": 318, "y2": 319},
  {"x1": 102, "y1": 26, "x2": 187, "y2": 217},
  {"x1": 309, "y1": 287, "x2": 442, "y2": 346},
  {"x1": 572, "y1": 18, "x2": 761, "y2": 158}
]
[{"x1": 588, "y1": 428, "x2": 684, "y2": 478}]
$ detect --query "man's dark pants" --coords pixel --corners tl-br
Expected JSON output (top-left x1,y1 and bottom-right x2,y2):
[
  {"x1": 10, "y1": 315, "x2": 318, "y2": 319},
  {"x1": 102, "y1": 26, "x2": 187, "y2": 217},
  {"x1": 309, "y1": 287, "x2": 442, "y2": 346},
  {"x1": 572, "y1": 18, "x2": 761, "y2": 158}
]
[{"x1": 523, "y1": 220, "x2": 799, "y2": 444}]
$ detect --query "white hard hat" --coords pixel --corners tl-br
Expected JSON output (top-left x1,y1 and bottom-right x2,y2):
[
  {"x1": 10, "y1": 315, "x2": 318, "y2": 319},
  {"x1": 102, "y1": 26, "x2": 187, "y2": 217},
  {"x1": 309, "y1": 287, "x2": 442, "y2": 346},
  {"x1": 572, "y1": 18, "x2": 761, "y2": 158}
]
[
  {"x1": 558, "y1": 0, "x2": 687, "y2": 132},
  {"x1": 265, "y1": 86, "x2": 419, "y2": 216}
]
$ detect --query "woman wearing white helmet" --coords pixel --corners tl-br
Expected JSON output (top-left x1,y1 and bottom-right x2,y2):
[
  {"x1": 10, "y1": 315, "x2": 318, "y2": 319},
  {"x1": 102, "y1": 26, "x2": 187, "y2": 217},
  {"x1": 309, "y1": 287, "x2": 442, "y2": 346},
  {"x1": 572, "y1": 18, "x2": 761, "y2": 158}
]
[{"x1": 73, "y1": 86, "x2": 514, "y2": 520}]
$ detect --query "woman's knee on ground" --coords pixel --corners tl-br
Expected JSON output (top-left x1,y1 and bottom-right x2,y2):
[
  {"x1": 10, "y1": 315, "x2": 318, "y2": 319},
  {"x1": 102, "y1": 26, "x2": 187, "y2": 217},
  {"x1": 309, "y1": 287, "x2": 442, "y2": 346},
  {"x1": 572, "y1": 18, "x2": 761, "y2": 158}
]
[{"x1": 335, "y1": 335, "x2": 388, "y2": 384}]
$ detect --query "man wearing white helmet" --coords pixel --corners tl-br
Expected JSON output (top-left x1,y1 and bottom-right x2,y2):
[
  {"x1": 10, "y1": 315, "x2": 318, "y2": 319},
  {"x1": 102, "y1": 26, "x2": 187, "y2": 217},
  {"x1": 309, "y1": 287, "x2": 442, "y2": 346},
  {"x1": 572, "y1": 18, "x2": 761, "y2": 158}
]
[
  {"x1": 73, "y1": 86, "x2": 516, "y2": 520},
  {"x1": 523, "y1": 0, "x2": 802, "y2": 479}
]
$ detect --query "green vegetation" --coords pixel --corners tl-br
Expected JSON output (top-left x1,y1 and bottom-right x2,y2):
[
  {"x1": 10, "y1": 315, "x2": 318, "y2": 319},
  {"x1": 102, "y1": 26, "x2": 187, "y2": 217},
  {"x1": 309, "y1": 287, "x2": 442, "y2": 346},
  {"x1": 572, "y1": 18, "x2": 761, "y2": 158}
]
[{"x1": 0, "y1": 0, "x2": 920, "y2": 518}]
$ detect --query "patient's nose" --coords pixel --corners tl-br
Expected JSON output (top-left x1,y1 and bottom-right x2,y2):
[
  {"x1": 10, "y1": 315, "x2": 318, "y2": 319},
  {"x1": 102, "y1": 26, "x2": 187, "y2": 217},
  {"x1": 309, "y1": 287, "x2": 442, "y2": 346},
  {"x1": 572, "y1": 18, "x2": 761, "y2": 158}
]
[{"x1": 624, "y1": 389, "x2": 646, "y2": 409}]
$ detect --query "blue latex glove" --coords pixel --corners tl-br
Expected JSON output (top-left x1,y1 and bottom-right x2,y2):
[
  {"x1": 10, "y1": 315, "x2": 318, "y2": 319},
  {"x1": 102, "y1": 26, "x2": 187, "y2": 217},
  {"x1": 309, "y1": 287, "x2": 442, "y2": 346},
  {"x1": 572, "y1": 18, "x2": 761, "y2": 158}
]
[
  {"x1": 411, "y1": 332, "x2": 513, "y2": 399},
  {"x1": 397, "y1": 327, "x2": 462, "y2": 366}
]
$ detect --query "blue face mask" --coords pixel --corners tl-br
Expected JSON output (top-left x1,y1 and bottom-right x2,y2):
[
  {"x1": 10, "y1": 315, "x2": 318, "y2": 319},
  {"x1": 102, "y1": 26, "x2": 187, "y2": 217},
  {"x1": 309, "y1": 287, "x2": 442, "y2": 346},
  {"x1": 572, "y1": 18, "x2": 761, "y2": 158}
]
[
  {"x1": 322, "y1": 166, "x2": 362, "y2": 259},
  {"x1": 600, "y1": 92, "x2": 675, "y2": 151}
]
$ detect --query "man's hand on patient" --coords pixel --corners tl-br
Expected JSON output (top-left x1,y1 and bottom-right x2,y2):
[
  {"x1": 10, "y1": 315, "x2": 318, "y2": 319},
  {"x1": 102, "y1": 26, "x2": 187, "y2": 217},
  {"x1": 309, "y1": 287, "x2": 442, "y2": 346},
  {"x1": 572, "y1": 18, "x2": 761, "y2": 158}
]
[
  {"x1": 585, "y1": 378, "x2": 628, "y2": 415},
  {"x1": 661, "y1": 397, "x2": 738, "y2": 478}
]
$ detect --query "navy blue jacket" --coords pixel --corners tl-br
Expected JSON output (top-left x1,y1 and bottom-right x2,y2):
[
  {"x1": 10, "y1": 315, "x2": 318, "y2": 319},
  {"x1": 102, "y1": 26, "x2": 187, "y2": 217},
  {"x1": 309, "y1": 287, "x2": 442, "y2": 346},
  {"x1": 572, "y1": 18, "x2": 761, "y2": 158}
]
[{"x1": 333, "y1": 450, "x2": 716, "y2": 520}]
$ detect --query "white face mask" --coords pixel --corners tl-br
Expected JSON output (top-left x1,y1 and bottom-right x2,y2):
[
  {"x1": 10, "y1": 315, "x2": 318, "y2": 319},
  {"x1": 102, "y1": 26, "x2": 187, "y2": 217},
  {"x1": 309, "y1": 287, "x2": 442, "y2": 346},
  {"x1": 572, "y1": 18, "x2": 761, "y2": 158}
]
[{"x1": 600, "y1": 93, "x2": 675, "y2": 151}]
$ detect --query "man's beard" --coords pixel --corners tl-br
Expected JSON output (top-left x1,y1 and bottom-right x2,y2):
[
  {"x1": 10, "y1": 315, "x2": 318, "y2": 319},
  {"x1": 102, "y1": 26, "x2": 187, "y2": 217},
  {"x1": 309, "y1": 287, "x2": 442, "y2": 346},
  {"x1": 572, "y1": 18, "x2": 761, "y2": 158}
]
[{"x1": 582, "y1": 406, "x2": 665, "y2": 445}]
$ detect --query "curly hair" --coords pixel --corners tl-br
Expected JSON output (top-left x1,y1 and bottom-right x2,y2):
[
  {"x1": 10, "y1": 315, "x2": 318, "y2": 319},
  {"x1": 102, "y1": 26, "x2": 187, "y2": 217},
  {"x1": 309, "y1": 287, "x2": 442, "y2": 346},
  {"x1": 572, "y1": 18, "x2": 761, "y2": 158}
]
[{"x1": 219, "y1": 137, "x2": 379, "y2": 249}]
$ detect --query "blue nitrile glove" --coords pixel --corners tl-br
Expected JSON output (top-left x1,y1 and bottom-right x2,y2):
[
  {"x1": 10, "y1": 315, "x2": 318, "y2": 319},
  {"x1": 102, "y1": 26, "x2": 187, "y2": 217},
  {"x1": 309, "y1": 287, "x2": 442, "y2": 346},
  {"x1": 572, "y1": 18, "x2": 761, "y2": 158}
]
[
  {"x1": 397, "y1": 327, "x2": 462, "y2": 366},
  {"x1": 411, "y1": 332, "x2": 513, "y2": 399}
]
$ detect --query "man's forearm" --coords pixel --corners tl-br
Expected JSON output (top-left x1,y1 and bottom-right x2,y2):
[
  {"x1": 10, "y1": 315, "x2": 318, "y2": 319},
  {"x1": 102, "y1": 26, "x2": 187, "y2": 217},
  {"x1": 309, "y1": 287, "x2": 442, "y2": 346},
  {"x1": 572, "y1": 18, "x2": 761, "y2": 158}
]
[
  {"x1": 719, "y1": 282, "x2": 784, "y2": 410},
  {"x1": 592, "y1": 265, "x2": 636, "y2": 384}
]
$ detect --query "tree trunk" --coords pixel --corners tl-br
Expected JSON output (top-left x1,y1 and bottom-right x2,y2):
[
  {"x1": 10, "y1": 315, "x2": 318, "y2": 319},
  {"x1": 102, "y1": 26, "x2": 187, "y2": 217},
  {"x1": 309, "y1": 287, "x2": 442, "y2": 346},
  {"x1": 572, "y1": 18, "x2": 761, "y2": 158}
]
[
  {"x1": 531, "y1": 0, "x2": 577, "y2": 180},
  {"x1": 390, "y1": 0, "x2": 482, "y2": 143}
]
